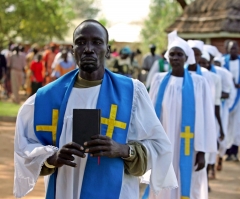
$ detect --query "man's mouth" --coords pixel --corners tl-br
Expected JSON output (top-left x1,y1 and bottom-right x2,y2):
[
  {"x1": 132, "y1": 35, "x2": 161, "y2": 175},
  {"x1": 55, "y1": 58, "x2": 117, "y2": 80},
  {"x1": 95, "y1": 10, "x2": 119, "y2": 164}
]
[{"x1": 81, "y1": 57, "x2": 97, "y2": 62}]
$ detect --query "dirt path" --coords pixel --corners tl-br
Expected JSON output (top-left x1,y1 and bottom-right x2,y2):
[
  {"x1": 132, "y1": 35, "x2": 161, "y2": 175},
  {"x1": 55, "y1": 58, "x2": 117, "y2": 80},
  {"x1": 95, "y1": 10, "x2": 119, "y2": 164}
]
[{"x1": 0, "y1": 121, "x2": 239, "y2": 199}]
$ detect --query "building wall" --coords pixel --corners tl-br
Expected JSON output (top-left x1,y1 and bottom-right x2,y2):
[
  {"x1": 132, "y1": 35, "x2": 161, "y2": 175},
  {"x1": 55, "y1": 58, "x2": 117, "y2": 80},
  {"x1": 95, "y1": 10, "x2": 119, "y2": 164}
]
[{"x1": 211, "y1": 38, "x2": 240, "y2": 54}]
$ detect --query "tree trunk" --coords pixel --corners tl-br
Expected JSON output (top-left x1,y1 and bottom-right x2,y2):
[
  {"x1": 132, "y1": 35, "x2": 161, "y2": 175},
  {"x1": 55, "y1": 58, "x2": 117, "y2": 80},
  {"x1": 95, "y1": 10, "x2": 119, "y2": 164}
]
[{"x1": 176, "y1": 0, "x2": 188, "y2": 9}]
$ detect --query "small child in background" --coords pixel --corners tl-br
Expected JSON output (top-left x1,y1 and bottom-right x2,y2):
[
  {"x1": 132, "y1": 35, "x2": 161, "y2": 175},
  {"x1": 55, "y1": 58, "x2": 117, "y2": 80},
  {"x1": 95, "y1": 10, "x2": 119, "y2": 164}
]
[{"x1": 30, "y1": 53, "x2": 44, "y2": 95}]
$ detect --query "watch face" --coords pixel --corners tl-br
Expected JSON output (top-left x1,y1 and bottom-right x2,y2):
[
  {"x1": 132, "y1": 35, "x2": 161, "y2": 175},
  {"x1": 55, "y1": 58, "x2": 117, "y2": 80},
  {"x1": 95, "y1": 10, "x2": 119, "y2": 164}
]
[{"x1": 129, "y1": 146, "x2": 135, "y2": 157}]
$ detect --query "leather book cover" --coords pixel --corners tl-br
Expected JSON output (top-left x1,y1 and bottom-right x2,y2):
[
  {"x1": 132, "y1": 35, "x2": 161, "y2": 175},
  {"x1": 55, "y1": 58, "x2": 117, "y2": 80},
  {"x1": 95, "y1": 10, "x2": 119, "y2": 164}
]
[{"x1": 72, "y1": 109, "x2": 101, "y2": 149}]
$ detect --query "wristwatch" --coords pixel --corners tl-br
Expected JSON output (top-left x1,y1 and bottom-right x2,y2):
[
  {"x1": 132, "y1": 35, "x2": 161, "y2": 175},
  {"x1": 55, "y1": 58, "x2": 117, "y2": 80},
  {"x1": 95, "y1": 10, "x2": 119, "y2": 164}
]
[
  {"x1": 122, "y1": 145, "x2": 135, "y2": 159},
  {"x1": 44, "y1": 160, "x2": 55, "y2": 169},
  {"x1": 128, "y1": 145, "x2": 134, "y2": 158}
]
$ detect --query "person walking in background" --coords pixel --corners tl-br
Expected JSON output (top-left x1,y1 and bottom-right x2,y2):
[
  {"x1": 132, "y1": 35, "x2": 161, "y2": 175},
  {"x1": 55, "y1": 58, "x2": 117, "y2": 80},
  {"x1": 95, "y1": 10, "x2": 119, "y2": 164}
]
[
  {"x1": 30, "y1": 53, "x2": 44, "y2": 95},
  {"x1": 51, "y1": 49, "x2": 75, "y2": 79},
  {"x1": 25, "y1": 43, "x2": 39, "y2": 96},
  {"x1": 43, "y1": 43, "x2": 57, "y2": 84},
  {"x1": 9, "y1": 45, "x2": 26, "y2": 104},
  {"x1": 142, "y1": 44, "x2": 161, "y2": 72}
]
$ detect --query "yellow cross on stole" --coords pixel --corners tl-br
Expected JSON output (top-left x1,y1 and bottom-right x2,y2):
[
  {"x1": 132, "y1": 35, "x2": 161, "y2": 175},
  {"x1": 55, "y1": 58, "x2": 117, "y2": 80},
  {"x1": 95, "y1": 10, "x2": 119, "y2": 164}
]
[
  {"x1": 180, "y1": 126, "x2": 194, "y2": 156},
  {"x1": 36, "y1": 109, "x2": 59, "y2": 146},
  {"x1": 101, "y1": 104, "x2": 127, "y2": 138}
]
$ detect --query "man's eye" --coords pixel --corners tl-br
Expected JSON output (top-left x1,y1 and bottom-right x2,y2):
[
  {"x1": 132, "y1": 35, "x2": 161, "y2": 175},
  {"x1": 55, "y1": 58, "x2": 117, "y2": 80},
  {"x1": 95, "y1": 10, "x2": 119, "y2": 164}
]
[
  {"x1": 94, "y1": 40, "x2": 102, "y2": 45},
  {"x1": 178, "y1": 53, "x2": 183, "y2": 56},
  {"x1": 77, "y1": 41, "x2": 85, "y2": 45}
]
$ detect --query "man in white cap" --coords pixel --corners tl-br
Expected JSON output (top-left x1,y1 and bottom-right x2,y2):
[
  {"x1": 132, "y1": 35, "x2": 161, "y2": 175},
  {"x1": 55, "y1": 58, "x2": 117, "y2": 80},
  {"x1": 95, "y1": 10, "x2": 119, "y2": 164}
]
[
  {"x1": 223, "y1": 40, "x2": 240, "y2": 162},
  {"x1": 203, "y1": 45, "x2": 235, "y2": 176},
  {"x1": 213, "y1": 54, "x2": 235, "y2": 169},
  {"x1": 187, "y1": 41, "x2": 222, "y2": 108},
  {"x1": 148, "y1": 32, "x2": 217, "y2": 199}
]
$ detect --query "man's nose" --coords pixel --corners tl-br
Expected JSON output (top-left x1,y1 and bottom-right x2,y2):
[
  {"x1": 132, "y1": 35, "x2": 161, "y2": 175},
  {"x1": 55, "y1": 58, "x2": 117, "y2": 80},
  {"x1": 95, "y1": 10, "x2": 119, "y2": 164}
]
[
  {"x1": 84, "y1": 42, "x2": 94, "y2": 53},
  {"x1": 173, "y1": 54, "x2": 179, "y2": 60}
]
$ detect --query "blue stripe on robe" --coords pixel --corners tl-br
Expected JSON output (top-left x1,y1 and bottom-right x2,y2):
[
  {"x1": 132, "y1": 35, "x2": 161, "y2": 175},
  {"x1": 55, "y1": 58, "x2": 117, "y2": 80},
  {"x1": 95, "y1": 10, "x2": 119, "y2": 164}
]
[{"x1": 154, "y1": 69, "x2": 195, "y2": 198}]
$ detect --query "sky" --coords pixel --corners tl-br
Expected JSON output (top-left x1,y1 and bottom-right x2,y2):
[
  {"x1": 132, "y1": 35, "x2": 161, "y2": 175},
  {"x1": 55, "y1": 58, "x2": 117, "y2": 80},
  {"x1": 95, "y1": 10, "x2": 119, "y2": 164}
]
[{"x1": 98, "y1": 0, "x2": 151, "y2": 42}]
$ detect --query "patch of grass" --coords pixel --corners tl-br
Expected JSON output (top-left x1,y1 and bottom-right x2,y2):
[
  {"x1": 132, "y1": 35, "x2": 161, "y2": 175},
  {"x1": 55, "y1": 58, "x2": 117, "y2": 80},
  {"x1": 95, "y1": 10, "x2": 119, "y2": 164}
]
[{"x1": 0, "y1": 101, "x2": 21, "y2": 117}]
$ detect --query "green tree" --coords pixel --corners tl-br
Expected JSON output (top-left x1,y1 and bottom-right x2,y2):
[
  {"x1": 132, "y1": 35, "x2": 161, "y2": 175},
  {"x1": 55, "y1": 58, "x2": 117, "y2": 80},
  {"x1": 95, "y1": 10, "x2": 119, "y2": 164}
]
[
  {"x1": 0, "y1": 0, "x2": 99, "y2": 48},
  {"x1": 141, "y1": 0, "x2": 194, "y2": 54},
  {"x1": 141, "y1": 0, "x2": 182, "y2": 54}
]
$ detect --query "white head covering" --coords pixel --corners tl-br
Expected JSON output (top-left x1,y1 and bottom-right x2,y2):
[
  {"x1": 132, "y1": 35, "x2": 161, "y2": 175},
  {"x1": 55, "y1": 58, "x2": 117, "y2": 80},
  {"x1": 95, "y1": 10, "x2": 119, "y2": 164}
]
[
  {"x1": 213, "y1": 54, "x2": 225, "y2": 66},
  {"x1": 203, "y1": 45, "x2": 220, "y2": 57},
  {"x1": 165, "y1": 31, "x2": 196, "y2": 65},
  {"x1": 187, "y1": 40, "x2": 204, "y2": 52},
  {"x1": 201, "y1": 51, "x2": 210, "y2": 61}
]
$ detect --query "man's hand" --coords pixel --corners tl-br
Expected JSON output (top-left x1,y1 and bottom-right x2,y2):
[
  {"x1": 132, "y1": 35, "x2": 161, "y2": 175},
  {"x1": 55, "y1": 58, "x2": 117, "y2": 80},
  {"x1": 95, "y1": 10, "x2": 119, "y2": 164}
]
[
  {"x1": 84, "y1": 135, "x2": 129, "y2": 158},
  {"x1": 47, "y1": 142, "x2": 85, "y2": 168},
  {"x1": 235, "y1": 83, "x2": 240, "y2": 89},
  {"x1": 195, "y1": 152, "x2": 205, "y2": 171},
  {"x1": 219, "y1": 128, "x2": 225, "y2": 141}
]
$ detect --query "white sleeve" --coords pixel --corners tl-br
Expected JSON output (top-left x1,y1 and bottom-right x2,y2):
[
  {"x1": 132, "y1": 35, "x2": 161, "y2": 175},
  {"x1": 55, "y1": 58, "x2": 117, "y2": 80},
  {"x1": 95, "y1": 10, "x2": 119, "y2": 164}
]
[
  {"x1": 128, "y1": 80, "x2": 178, "y2": 194},
  {"x1": 220, "y1": 69, "x2": 232, "y2": 93},
  {"x1": 214, "y1": 75, "x2": 222, "y2": 106},
  {"x1": 14, "y1": 95, "x2": 58, "y2": 198},
  {"x1": 194, "y1": 76, "x2": 218, "y2": 153},
  {"x1": 145, "y1": 60, "x2": 159, "y2": 89}
]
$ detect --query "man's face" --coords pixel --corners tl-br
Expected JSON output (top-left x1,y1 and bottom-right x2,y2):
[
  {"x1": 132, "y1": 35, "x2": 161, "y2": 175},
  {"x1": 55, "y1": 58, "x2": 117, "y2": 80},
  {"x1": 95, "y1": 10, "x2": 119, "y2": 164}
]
[
  {"x1": 73, "y1": 22, "x2": 110, "y2": 73},
  {"x1": 228, "y1": 42, "x2": 239, "y2": 58},
  {"x1": 199, "y1": 57, "x2": 209, "y2": 69},
  {"x1": 168, "y1": 47, "x2": 187, "y2": 69},
  {"x1": 192, "y1": 48, "x2": 202, "y2": 63},
  {"x1": 214, "y1": 61, "x2": 221, "y2": 67},
  {"x1": 150, "y1": 47, "x2": 156, "y2": 54}
]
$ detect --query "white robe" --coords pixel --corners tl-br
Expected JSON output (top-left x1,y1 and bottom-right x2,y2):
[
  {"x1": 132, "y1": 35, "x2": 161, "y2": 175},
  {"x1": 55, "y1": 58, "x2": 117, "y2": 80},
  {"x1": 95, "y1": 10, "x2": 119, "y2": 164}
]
[
  {"x1": 188, "y1": 68, "x2": 221, "y2": 164},
  {"x1": 148, "y1": 72, "x2": 217, "y2": 199},
  {"x1": 227, "y1": 60, "x2": 240, "y2": 146},
  {"x1": 145, "y1": 60, "x2": 170, "y2": 89},
  {"x1": 215, "y1": 67, "x2": 235, "y2": 155},
  {"x1": 14, "y1": 79, "x2": 178, "y2": 199},
  {"x1": 201, "y1": 68, "x2": 222, "y2": 164}
]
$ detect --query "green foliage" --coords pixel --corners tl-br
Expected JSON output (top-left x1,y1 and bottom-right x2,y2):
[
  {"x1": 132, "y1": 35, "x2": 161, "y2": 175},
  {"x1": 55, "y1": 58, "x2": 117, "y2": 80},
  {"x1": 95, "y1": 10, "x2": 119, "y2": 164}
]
[
  {"x1": 0, "y1": 101, "x2": 21, "y2": 117},
  {"x1": 0, "y1": 0, "x2": 99, "y2": 48},
  {"x1": 140, "y1": 0, "x2": 182, "y2": 54}
]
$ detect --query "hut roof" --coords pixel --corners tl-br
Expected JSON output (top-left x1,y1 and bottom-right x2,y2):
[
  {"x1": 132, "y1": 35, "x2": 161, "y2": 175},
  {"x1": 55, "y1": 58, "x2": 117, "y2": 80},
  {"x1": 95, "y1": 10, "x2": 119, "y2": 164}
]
[{"x1": 166, "y1": 0, "x2": 240, "y2": 33}]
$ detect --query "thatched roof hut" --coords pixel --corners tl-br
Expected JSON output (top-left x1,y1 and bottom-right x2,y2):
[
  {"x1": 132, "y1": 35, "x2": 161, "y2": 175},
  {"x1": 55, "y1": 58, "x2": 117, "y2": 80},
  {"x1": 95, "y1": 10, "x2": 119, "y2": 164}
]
[{"x1": 166, "y1": 0, "x2": 240, "y2": 53}]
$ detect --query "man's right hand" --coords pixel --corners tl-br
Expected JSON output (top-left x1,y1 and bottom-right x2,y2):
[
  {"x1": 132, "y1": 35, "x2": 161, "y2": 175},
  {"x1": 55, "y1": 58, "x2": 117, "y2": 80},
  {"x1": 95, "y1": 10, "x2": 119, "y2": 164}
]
[{"x1": 47, "y1": 142, "x2": 85, "y2": 168}]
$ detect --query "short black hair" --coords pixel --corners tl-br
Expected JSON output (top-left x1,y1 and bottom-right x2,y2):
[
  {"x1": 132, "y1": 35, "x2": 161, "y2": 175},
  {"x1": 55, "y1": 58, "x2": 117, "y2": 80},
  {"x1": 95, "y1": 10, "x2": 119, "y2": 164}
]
[{"x1": 73, "y1": 19, "x2": 109, "y2": 43}]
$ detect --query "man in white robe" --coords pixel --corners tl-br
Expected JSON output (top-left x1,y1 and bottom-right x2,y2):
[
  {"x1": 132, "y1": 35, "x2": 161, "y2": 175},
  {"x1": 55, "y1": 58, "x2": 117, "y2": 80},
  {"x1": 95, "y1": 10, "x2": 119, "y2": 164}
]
[
  {"x1": 14, "y1": 20, "x2": 177, "y2": 199},
  {"x1": 148, "y1": 33, "x2": 217, "y2": 199},
  {"x1": 224, "y1": 40, "x2": 240, "y2": 161},
  {"x1": 213, "y1": 55, "x2": 235, "y2": 169},
  {"x1": 201, "y1": 45, "x2": 226, "y2": 178}
]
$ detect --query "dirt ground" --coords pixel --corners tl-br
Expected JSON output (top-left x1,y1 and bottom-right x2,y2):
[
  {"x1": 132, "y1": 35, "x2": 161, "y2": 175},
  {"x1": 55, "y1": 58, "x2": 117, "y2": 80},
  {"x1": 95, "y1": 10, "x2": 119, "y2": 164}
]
[{"x1": 0, "y1": 121, "x2": 240, "y2": 199}]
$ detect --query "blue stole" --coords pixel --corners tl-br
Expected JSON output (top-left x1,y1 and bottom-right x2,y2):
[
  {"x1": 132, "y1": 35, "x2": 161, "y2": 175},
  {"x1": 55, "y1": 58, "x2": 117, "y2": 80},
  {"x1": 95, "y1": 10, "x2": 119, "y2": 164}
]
[
  {"x1": 210, "y1": 64, "x2": 217, "y2": 73},
  {"x1": 155, "y1": 69, "x2": 195, "y2": 199},
  {"x1": 224, "y1": 55, "x2": 240, "y2": 112},
  {"x1": 186, "y1": 64, "x2": 202, "y2": 76},
  {"x1": 34, "y1": 69, "x2": 133, "y2": 199}
]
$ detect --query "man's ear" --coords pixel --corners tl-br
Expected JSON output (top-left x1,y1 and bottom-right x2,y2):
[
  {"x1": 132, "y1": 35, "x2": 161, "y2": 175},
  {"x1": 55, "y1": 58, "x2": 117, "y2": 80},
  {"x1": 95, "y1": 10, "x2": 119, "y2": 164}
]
[
  {"x1": 71, "y1": 45, "x2": 74, "y2": 55},
  {"x1": 105, "y1": 45, "x2": 111, "y2": 58}
]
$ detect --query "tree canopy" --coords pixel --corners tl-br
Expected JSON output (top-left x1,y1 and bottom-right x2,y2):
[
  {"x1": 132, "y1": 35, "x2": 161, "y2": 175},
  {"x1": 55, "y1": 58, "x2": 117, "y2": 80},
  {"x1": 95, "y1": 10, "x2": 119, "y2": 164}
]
[
  {"x1": 140, "y1": 0, "x2": 194, "y2": 54},
  {"x1": 0, "y1": 0, "x2": 99, "y2": 48}
]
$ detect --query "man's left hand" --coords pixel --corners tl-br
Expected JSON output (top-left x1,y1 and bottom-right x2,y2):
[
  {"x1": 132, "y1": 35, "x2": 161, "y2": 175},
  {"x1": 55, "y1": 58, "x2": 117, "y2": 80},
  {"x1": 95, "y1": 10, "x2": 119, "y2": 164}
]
[
  {"x1": 219, "y1": 129, "x2": 225, "y2": 141},
  {"x1": 84, "y1": 135, "x2": 129, "y2": 158},
  {"x1": 195, "y1": 151, "x2": 205, "y2": 171}
]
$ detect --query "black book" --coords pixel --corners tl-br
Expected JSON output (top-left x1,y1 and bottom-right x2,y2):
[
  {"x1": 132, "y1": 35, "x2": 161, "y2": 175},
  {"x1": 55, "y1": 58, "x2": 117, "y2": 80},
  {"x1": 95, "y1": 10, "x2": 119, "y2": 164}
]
[{"x1": 72, "y1": 109, "x2": 101, "y2": 149}]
